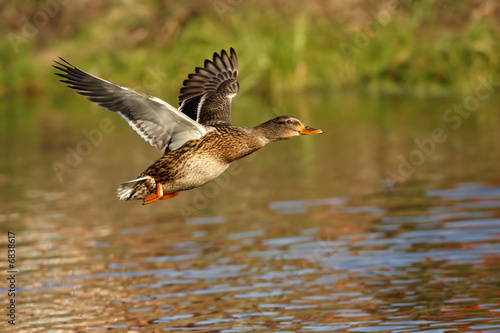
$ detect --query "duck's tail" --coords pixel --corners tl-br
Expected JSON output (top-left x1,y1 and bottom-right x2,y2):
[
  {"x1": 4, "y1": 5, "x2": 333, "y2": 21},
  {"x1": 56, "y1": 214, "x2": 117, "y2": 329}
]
[{"x1": 116, "y1": 176, "x2": 156, "y2": 201}]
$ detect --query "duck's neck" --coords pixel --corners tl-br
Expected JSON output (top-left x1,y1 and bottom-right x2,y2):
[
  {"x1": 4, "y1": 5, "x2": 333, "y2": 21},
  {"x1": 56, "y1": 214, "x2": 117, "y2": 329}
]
[
  {"x1": 253, "y1": 120, "x2": 282, "y2": 143},
  {"x1": 215, "y1": 126, "x2": 269, "y2": 163}
]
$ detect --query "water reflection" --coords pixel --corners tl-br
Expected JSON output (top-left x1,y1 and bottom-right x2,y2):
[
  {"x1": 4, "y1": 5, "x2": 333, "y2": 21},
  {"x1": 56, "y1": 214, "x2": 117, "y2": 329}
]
[{"x1": 1, "y1": 93, "x2": 500, "y2": 331}]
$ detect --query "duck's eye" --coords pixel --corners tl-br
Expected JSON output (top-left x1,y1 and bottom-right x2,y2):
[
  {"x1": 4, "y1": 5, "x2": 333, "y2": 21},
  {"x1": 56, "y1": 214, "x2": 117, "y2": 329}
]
[{"x1": 285, "y1": 119, "x2": 293, "y2": 124}]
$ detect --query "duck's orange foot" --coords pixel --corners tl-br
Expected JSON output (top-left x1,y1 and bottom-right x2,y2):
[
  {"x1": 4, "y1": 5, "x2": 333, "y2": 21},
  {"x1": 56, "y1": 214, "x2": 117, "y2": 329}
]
[
  {"x1": 143, "y1": 182, "x2": 163, "y2": 205},
  {"x1": 143, "y1": 182, "x2": 180, "y2": 205},
  {"x1": 160, "y1": 191, "x2": 180, "y2": 200}
]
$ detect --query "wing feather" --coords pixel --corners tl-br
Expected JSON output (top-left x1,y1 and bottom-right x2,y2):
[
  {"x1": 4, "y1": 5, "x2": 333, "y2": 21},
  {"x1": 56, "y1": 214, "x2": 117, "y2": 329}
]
[
  {"x1": 54, "y1": 59, "x2": 207, "y2": 155},
  {"x1": 178, "y1": 48, "x2": 239, "y2": 126}
]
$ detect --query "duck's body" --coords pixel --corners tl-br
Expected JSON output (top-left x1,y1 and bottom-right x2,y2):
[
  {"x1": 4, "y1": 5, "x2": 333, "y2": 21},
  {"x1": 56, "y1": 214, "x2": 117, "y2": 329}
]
[
  {"x1": 55, "y1": 49, "x2": 323, "y2": 205},
  {"x1": 123, "y1": 126, "x2": 263, "y2": 201}
]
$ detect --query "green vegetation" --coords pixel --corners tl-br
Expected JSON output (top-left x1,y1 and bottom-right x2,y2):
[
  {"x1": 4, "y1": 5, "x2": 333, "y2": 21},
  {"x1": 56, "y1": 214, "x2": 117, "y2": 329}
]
[{"x1": 2, "y1": 0, "x2": 499, "y2": 98}]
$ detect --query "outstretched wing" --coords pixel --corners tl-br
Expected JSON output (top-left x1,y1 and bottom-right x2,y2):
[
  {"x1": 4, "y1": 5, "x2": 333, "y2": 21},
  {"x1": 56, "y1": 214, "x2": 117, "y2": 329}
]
[
  {"x1": 54, "y1": 59, "x2": 207, "y2": 155},
  {"x1": 178, "y1": 48, "x2": 239, "y2": 126}
]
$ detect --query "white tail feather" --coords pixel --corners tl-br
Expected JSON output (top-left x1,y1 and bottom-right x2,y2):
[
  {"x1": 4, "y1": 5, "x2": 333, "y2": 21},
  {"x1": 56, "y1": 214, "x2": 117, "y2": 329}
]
[{"x1": 116, "y1": 177, "x2": 149, "y2": 200}]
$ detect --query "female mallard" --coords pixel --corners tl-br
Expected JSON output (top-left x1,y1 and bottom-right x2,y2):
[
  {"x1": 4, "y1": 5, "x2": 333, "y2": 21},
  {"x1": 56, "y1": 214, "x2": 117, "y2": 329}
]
[{"x1": 55, "y1": 49, "x2": 323, "y2": 205}]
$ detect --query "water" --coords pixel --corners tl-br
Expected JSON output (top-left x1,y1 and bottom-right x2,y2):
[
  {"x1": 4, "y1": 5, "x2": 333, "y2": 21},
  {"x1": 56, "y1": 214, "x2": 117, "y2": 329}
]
[{"x1": 1, "y1": 91, "x2": 500, "y2": 331}]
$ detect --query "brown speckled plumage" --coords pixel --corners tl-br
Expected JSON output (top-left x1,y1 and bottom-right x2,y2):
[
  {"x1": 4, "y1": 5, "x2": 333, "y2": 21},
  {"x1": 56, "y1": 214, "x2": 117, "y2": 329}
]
[
  {"x1": 129, "y1": 127, "x2": 265, "y2": 197},
  {"x1": 55, "y1": 48, "x2": 323, "y2": 205}
]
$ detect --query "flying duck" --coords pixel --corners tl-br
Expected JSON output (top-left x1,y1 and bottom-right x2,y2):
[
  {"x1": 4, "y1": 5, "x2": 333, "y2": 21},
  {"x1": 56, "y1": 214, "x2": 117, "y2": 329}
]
[{"x1": 54, "y1": 48, "x2": 323, "y2": 205}]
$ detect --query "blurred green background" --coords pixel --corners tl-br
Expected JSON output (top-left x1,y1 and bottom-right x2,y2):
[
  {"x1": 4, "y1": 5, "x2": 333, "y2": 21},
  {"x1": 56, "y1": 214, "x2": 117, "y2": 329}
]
[
  {"x1": 2, "y1": 0, "x2": 500, "y2": 214},
  {"x1": 2, "y1": 0, "x2": 500, "y2": 99}
]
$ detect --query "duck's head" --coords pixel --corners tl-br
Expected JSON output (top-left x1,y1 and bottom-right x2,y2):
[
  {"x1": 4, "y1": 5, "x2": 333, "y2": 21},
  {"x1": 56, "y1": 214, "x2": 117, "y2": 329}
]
[{"x1": 257, "y1": 115, "x2": 323, "y2": 142}]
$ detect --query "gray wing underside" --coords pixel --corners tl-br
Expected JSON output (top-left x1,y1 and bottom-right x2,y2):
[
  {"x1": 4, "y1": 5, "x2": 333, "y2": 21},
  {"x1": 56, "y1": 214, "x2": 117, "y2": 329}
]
[{"x1": 54, "y1": 59, "x2": 207, "y2": 155}]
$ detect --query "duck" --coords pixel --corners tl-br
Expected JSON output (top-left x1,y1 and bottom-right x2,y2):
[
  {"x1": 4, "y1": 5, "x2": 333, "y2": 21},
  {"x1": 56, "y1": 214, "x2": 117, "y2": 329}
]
[{"x1": 54, "y1": 48, "x2": 323, "y2": 205}]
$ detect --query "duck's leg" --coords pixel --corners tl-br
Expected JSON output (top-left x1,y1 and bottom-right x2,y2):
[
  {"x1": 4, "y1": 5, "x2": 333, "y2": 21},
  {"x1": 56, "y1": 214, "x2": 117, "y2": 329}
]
[
  {"x1": 160, "y1": 191, "x2": 180, "y2": 200},
  {"x1": 143, "y1": 183, "x2": 180, "y2": 205},
  {"x1": 143, "y1": 182, "x2": 164, "y2": 205}
]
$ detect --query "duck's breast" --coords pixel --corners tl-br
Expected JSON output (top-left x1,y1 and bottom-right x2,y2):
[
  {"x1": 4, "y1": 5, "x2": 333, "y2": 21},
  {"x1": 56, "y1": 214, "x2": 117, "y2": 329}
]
[{"x1": 166, "y1": 152, "x2": 230, "y2": 191}]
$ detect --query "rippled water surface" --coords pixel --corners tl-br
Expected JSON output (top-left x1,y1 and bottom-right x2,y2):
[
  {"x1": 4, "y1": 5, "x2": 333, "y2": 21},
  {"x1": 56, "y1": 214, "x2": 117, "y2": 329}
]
[{"x1": 1, "y1": 92, "x2": 500, "y2": 332}]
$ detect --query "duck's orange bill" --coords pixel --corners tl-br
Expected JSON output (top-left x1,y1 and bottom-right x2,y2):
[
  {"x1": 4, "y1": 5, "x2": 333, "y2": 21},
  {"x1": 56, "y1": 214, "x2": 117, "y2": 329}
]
[{"x1": 299, "y1": 124, "x2": 324, "y2": 135}]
